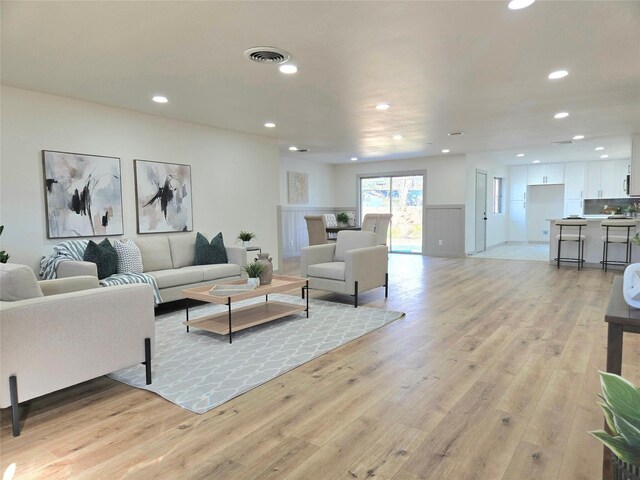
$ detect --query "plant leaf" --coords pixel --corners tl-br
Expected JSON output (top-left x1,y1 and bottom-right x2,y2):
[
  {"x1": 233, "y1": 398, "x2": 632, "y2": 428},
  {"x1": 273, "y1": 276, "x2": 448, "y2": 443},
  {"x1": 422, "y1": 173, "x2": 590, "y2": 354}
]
[
  {"x1": 590, "y1": 430, "x2": 640, "y2": 465},
  {"x1": 599, "y1": 402, "x2": 619, "y2": 434},
  {"x1": 613, "y1": 414, "x2": 640, "y2": 447},
  {"x1": 599, "y1": 372, "x2": 640, "y2": 424}
]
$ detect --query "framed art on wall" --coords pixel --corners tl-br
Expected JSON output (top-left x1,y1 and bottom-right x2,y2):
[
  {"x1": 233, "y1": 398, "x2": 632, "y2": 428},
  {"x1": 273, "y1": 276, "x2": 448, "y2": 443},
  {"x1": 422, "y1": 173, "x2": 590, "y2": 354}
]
[
  {"x1": 287, "y1": 171, "x2": 309, "y2": 204},
  {"x1": 42, "y1": 150, "x2": 124, "y2": 239},
  {"x1": 134, "y1": 159, "x2": 193, "y2": 234}
]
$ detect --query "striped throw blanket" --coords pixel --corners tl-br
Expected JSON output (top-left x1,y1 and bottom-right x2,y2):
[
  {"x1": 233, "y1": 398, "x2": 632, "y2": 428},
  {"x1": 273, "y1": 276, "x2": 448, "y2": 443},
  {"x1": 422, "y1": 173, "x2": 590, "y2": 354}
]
[{"x1": 40, "y1": 239, "x2": 163, "y2": 305}]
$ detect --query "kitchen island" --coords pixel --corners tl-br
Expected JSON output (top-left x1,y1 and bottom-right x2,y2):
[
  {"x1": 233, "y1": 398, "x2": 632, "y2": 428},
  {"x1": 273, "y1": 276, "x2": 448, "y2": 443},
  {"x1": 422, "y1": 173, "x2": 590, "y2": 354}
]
[{"x1": 548, "y1": 217, "x2": 640, "y2": 268}]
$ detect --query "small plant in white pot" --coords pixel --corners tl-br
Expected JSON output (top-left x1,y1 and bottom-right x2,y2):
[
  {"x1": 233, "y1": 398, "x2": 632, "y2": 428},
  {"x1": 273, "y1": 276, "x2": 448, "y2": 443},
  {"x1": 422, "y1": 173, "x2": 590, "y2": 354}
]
[
  {"x1": 590, "y1": 371, "x2": 640, "y2": 477},
  {"x1": 243, "y1": 261, "x2": 264, "y2": 288},
  {"x1": 336, "y1": 212, "x2": 349, "y2": 226},
  {"x1": 237, "y1": 230, "x2": 256, "y2": 247}
]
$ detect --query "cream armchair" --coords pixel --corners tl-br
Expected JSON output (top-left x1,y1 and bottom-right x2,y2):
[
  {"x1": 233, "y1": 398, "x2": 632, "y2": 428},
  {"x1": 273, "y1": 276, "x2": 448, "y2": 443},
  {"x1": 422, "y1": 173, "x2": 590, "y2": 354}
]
[
  {"x1": 300, "y1": 231, "x2": 388, "y2": 307},
  {"x1": 0, "y1": 263, "x2": 155, "y2": 436}
]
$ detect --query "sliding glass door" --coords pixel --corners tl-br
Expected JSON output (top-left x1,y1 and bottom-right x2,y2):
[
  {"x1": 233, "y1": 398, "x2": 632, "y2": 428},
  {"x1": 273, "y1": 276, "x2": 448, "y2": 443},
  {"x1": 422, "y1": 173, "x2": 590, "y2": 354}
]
[{"x1": 360, "y1": 174, "x2": 423, "y2": 253}]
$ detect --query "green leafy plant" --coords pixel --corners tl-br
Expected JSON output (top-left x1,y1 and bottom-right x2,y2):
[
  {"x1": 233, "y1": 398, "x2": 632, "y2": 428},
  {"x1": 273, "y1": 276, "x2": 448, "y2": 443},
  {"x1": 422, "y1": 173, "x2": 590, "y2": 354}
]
[
  {"x1": 336, "y1": 212, "x2": 349, "y2": 225},
  {"x1": 589, "y1": 371, "x2": 640, "y2": 466},
  {"x1": 243, "y1": 261, "x2": 264, "y2": 278},
  {"x1": 237, "y1": 230, "x2": 256, "y2": 242},
  {"x1": 0, "y1": 225, "x2": 9, "y2": 263}
]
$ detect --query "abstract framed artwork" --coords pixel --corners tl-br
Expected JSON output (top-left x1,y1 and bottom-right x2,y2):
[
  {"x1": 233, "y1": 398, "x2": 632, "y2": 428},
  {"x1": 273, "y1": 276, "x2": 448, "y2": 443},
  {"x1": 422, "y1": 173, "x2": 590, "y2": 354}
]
[
  {"x1": 287, "y1": 171, "x2": 309, "y2": 204},
  {"x1": 134, "y1": 159, "x2": 193, "y2": 234},
  {"x1": 42, "y1": 150, "x2": 124, "y2": 239}
]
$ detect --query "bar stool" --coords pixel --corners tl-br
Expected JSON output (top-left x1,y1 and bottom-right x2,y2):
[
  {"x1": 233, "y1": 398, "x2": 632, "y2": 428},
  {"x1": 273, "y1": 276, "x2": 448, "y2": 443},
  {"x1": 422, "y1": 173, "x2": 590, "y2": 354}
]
[
  {"x1": 600, "y1": 219, "x2": 636, "y2": 272},
  {"x1": 554, "y1": 219, "x2": 587, "y2": 269}
]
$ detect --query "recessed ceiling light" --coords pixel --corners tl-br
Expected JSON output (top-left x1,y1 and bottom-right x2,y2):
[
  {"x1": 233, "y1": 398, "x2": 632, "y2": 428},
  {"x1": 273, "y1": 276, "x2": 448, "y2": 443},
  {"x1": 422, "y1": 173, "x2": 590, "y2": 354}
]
[
  {"x1": 351, "y1": 157, "x2": 358, "y2": 161},
  {"x1": 448, "y1": 132, "x2": 464, "y2": 136},
  {"x1": 264, "y1": 122, "x2": 276, "y2": 128},
  {"x1": 442, "y1": 149, "x2": 450, "y2": 153},
  {"x1": 279, "y1": 64, "x2": 298, "y2": 74},
  {"x1": 533, "y1": 160, "x2": 541, "y2": 164},
  {"x1": 152, "y1": 95, "x2": 168, "y2": 103},
  {"x1": 572, "y1": 135, "x2": 584, "y2": 140},
  {"x1": 554, "y1": 112, "x2": 569, "y2": 119},
  {"x1": 375, "y1": 104, "x2": 390, "y2": 111},
  {"x1": 595, "y1": 146, "x2": 604, "y2": 151},
  {"x1": 508, "y1": 0, "x2": 535, "y2": 9},
  {"x1": 517, "y1": 153, "x2": 525, "y2": 157},
  {"x1": 393, "y1": 135, "x2": 403, "y2": 140},
  {"x1": 289, "y1": 146, "x2": 298, "y2": 151},
  {"x1": 601, "y1": 154, "x2": 609, "y2": 158},
  {"x1": 548, "y1": 70, "x2": 569, "y2": 80}
]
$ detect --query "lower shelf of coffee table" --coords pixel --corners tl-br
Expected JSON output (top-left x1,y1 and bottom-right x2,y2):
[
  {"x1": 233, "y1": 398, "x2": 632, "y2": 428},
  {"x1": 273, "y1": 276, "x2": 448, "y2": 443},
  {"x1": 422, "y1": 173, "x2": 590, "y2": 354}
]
[{"x1": 183, "y1": 300, "x2": 306, "y2": 335}]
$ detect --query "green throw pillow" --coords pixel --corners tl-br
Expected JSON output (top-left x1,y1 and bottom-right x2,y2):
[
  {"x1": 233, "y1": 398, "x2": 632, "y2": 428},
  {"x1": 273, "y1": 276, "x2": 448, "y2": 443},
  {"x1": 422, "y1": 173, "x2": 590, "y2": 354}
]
[
  {"x1": 194, "y1": 232, "x2": 228, "y2": 265},
  {"x1": 83, "y1": 239, "x2": 118, "y2": 279}
]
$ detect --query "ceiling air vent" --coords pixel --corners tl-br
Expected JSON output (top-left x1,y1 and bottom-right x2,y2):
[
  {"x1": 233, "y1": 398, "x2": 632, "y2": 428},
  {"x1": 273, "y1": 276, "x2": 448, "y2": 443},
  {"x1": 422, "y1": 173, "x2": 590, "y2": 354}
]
[
  {"x1": 551, "y1": 140, "x2": 575, "y2": 145},
  {"x1": 244, "y1": 47, "x2": 290, "y2": 64}
]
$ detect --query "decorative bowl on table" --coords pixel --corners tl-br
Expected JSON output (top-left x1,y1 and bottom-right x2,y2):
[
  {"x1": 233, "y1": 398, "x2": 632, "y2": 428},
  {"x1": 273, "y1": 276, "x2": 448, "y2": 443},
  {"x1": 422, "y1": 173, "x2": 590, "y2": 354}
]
[{"x1": 622, "y1": 263, "x2": 640, "y2": 308}]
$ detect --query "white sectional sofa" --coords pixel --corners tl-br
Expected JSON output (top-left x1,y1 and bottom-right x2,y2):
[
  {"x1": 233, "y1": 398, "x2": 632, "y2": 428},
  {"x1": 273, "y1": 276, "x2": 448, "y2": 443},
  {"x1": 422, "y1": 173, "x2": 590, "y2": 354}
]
[{"x1": 56, "y1": 234, "x2": 247, "y2": 303}]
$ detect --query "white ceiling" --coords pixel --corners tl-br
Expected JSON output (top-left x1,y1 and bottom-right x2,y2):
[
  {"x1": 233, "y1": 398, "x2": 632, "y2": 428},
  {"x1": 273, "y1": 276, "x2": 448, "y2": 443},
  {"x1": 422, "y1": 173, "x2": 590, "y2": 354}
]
[{"x1": 2, "y1": 1, "x2": 639, "y2": 164}]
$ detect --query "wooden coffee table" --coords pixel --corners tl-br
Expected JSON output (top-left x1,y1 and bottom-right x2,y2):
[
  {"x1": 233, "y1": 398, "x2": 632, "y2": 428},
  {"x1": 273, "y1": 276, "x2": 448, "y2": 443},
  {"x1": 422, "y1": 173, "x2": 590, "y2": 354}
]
[{"x1": 182, "y1": 275, "x2": 308, "y2": 343}]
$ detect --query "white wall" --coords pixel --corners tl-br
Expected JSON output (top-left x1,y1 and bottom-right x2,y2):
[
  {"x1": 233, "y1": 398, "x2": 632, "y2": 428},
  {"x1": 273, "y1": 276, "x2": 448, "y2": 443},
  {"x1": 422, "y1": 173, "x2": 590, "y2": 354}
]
[
  {"x1": 279, "y1": 156, "x2": 336, "y2": 208},
  {"x1": 0, "y1": 86, "x2": 281, "y2": 272},
  {"x1": 332, "y1": 155, "x2": 466, "y2": 208},
  {"x1": 465, "y1": 154, "x2": 509, "y2": 253}
]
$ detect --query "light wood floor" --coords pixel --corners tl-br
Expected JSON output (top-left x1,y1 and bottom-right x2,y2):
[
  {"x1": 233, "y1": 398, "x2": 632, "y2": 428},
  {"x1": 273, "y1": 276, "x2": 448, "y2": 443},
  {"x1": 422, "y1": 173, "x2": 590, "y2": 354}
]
[{"x1": 2, "y1": 255, "x2": 639, "y2": 479}]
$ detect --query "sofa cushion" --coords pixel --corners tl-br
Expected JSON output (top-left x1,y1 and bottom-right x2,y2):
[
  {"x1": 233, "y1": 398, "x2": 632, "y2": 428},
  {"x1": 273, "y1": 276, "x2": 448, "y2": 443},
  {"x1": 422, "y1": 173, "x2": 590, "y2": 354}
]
[
  {"x1": 0, "y1": 263, "x2": 44, "y2": 301},
  {"x1": 307, "y1": 262, "x2": 345, "y2": 281},
  {"x1": 334, "y1": 231, "x2": 377, "y2": 262},
  {"x1": 147, "y1": 268, "x2": 204, "y2": 289},
  {"x1": 114, "y1": 239, "x2": 143, "y2": 274},
  {"x1": 83, "y1": 239, "x2": 118, "y2": 280},
  {"x1": 134, "y1": 237, "x2": 173, "y2": 272},
  {"x1": 194, "y1": 232, "x2": 228, "y2": 265},
  {"x1": 189, "y1": 263, "x2": 242, "y2": 282},
  {"x1": 168, "y1": 234, "x2": 197, "y2": 269}
]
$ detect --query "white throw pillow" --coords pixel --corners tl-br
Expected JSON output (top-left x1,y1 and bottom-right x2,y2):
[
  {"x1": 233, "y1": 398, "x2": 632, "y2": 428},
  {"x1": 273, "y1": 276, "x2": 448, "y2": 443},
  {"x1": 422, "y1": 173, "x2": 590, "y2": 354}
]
[
  {"x1": 0, "y1": 263, "x2": 44, "y2": 301},
  {"x1": 114, "y1": 239, "x2": 143, "y2": 274}
]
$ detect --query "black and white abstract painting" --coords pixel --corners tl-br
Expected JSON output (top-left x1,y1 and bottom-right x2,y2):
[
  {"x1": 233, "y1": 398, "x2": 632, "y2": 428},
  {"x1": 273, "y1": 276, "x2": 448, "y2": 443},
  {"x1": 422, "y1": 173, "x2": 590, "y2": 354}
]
[
  {"x1": 43, "y1": 150, "x2": 124, "y2": 239},
  {"x1": 134, "y1": 159, "x2": 193, "y2": 234}
]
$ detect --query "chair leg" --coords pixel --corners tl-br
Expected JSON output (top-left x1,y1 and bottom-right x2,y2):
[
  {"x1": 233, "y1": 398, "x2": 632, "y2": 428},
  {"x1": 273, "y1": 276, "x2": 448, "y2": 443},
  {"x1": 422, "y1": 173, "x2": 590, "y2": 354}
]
[
  {"x1": 354, "y1": 281, "x2": 358, "y2": 308},
  {"x1": 384, "y1": 273, "x2": 389, "y2": 298},
  {"x1": 604, "y1": 242, "x2": 608, "y2": 273},
  {"x1": 144, "y1": 338, "x2": 152, "y2": 385},
  {"x1": 301, "y1": 286, "x2": 305, "y2": 299},
  {"x1": 602, "y1": 241, "x2": 606, "y2": 270},
  {"x1": 557, "y1": 238, "x2": 561, "y2": 269},
  {"x1": 10, "y1": 375, "x2": 20, "y2": 437}
]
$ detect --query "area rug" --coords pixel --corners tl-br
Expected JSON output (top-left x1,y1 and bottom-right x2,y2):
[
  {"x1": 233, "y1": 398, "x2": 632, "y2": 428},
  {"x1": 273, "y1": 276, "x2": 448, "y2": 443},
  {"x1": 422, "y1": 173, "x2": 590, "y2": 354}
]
[{"x1": 109, "y1": 294, "x2": 404, "y2": 413}]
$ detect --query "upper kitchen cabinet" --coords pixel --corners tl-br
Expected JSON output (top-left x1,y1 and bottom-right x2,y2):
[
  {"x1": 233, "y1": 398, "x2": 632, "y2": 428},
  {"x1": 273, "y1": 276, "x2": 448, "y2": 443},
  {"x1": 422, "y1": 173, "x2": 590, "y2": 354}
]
[
  {"x1": 586, "y1": 159, "x2": 630, "y2": 198},
  {"x1": 630, "y1": 134, "x2": 640, "y2": 196},
  {"x1": 509, "y1": 165, "x2": 527, "y2": 201},
  {"x1": 563, "y1": 162, "x2": 586, "y2": 200},
  {"x1": 527, "y1": 163, "x2": 564, "y2": 185}
]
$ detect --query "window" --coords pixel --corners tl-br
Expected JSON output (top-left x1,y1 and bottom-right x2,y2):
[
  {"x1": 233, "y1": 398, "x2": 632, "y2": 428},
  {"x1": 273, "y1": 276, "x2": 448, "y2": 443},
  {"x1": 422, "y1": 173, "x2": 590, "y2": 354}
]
[{"x1": 493, "y1": 177, "x2": 504, "y2": 214}]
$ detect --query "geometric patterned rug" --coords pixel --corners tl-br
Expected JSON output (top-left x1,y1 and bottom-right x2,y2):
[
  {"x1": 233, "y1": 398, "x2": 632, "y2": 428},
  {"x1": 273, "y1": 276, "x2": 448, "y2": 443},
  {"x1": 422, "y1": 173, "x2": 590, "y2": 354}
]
[{"x1": 109, "y1": 294, "x2": 404, "y2": 413}]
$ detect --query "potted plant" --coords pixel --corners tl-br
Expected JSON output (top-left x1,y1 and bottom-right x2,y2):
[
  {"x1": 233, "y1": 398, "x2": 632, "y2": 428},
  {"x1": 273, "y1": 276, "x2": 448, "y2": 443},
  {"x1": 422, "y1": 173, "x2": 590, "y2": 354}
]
[
  {"x1": 0, "y1": 225, "x2": 9, "y2": 263},
  {"x1": 237, "y1": 230, "x2": 256, "y2": 247},
  {"x1": 243, "y1": 261, "x2": 264, "y2": 288},
  {"x1": 590, "y1": 372, "x2": 640, "y2": 479},
  {"x1": 336, "y1": 212, "x2": 349, "y2": 226}
]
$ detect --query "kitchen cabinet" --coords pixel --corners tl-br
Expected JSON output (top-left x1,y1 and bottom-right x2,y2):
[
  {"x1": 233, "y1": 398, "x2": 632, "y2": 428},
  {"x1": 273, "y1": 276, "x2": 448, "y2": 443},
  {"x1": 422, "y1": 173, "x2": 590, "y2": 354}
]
[
  {"x1": 527, "y1": 163, "x2": 564, "y2": 185},
  {"x1": 508, "y1": 200, "x2": 526, "y2": 241},
  {"x1": 563, "y1": 162, "x2": 585, "y2": 216},
  {"x1": 586, "y1": 159, "x2": 630, "y2": 198},
  {"x1": 509, "y1": 165, "x2": 527, "y2": 201},
  {"x1": 630, "y1": 134, "x2": 640, "y2": 196}
]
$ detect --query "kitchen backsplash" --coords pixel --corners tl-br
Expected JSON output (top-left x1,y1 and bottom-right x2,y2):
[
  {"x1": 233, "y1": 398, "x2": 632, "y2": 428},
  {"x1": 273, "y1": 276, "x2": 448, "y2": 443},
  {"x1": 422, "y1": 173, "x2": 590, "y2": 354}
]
[{"x1": 583, "y1": 198, "x2": 640, "y2": 215}]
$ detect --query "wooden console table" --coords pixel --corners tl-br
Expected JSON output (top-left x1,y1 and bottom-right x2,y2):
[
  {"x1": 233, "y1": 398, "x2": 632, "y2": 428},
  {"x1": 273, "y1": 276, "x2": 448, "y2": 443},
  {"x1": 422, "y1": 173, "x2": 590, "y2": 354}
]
[{"x1": 603, "y1": 275, "x2": 640, "y2": 478}]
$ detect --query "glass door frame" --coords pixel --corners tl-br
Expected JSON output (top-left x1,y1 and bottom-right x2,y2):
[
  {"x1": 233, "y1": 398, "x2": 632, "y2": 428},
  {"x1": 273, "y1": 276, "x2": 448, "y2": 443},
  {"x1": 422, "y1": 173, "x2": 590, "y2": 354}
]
[{"x1": 357, "y1": 169, "x2": 427, "y2": 255}]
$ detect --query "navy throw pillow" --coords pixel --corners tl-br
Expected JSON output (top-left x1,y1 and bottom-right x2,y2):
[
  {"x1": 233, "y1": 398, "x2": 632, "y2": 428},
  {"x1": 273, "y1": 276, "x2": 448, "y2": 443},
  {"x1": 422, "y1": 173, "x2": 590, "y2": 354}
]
[
  {"x1": 83, "y1": 238, "x2": 118, "y2": 280},
  {"x1": 194, "y1": 232, "x2": 228, "y2": 265}
]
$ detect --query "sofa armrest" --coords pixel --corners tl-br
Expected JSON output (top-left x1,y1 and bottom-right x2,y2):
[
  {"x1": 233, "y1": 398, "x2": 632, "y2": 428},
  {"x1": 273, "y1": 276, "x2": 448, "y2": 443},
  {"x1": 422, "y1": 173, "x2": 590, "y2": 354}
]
[
  {"x1": 39, "y1": 276, "x2": 100, "y2": 296},
  {"x1": 345, "y1": 245, "x2": 388, "y2": 292},
  {"x1": 57, "y1": 260, "x2": 98, "y2": 278},
  {"x1": 0, "y1": 284, "x2": 155, "y2": 408},
  {"x1": 225, "y1": 246, "x2": 247, "y2": 269},
  {"x1": 300, "y1": 244, "x2": 336, "y2": 277}
]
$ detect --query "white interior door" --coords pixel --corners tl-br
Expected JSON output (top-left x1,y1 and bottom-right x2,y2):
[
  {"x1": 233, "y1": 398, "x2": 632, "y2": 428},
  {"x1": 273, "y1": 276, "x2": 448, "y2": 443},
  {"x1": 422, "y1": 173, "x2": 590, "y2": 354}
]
[{"x1": 475, "y1": 170, "x2": 487, "y2": 252}]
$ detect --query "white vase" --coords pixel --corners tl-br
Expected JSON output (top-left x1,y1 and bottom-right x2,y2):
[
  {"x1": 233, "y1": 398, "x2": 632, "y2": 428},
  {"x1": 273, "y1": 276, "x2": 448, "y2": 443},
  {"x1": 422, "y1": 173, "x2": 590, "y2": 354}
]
[
  {"x1": 247, "y1": 277, "x2": 260, "y2": 288},
  {"x1": 243, "y1": 241, "x2": 250, "y2": 247}
]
